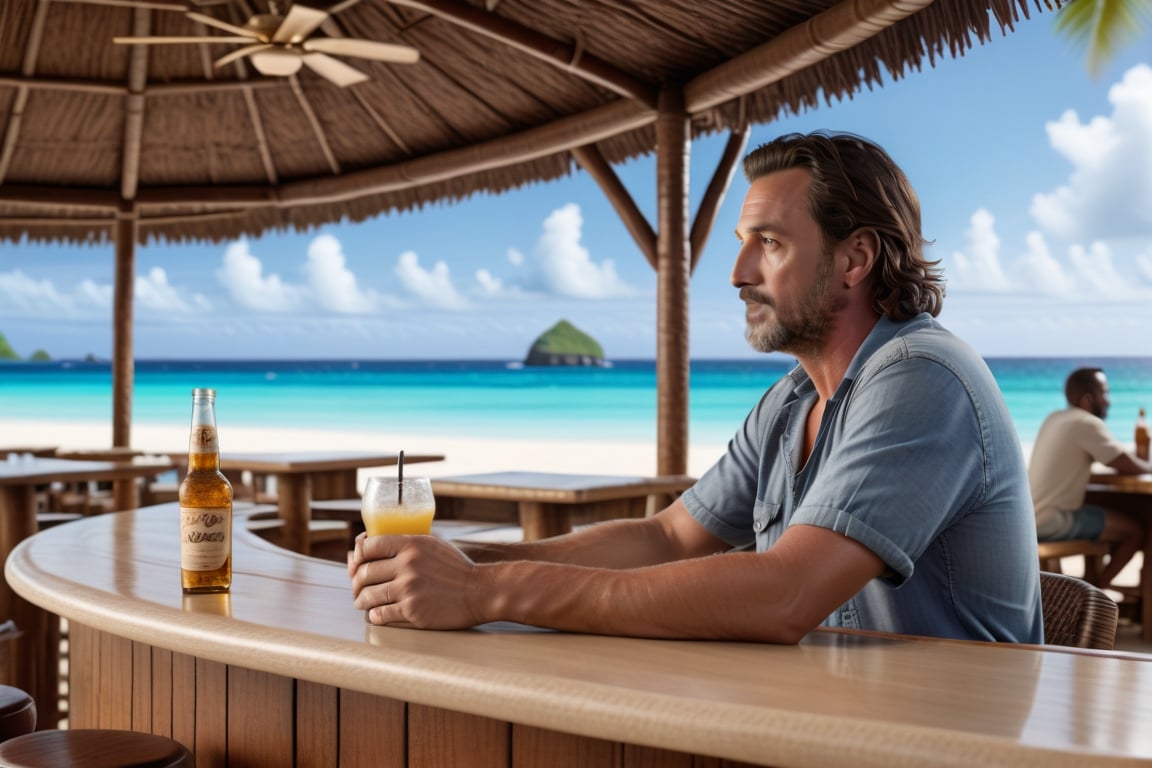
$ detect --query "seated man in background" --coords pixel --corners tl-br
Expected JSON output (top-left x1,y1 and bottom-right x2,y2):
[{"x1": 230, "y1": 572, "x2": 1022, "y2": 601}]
[
  {"x1": 350, "y1": 131, "x2": 1043, "y2": 644},
  {"x1": 1030, "y1": 367, "x2": 1149, "y2": 588}
]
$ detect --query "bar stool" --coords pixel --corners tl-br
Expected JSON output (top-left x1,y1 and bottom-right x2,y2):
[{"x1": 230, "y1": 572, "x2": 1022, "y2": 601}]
[
  {"x1": 0, "y1": 730, "x2": 192, "y2": 767},
  {"x1": 0, "y1": 687, "x2": 191, "y2": 767},
  {"x1": 0, "y1": 687, "x2": 35, "y2": 743}
]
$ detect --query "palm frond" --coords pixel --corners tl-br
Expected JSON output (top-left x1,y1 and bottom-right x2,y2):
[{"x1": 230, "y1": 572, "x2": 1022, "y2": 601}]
[{"x1": 1055, "y1": 0, "x2": 1152, "y2": 77}]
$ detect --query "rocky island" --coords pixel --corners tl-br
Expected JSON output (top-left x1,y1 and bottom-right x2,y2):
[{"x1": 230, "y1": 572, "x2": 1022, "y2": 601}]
[{"x1": 523, "y1": 320, "x2": 606, "y2": 367}]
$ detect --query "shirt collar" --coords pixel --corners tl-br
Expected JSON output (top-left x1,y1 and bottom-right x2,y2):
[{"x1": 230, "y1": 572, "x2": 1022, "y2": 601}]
[{"x1": 782, "y1": 313, "x2": 935, "y2": 401}]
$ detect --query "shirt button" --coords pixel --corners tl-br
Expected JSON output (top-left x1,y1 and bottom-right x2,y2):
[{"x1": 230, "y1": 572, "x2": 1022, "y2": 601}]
[{"x1": 753, "y1": 518, "x2": 766, "y2": 532}]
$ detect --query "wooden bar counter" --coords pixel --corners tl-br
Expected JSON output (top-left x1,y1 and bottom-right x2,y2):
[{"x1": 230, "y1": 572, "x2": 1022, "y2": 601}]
[{"x1": 6, "y1": 504, "x2": 1152, "y2": 767}]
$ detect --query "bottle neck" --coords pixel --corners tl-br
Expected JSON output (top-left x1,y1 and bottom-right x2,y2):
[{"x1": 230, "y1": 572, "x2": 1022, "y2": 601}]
[
  {"x1": 188, "y1": 451, "x2": 221, "y2": 472},
  {"x1": 188, "y1": 398, "x2": 221, "y2": 471}
]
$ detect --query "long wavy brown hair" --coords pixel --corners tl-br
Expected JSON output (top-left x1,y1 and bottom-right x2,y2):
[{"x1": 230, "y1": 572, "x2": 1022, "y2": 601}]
[{"x1": 743, "y1": 131, "x2": 945, "y2": 319}]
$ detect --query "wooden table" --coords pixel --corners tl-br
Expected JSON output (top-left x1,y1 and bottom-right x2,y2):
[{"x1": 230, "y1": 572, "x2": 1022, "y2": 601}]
[
  {"x1": 220, "y1": 451, "x2": 443, "y2": 555},
  {"x1": 0, "y1": 446, "x2": 58, "y2": 459},
  {"x1": 0, "y1": 456, "x2": 174, "y2": 727},
  {"x1": 7, "y1": 503, "x2": 1152, "y2": 767},
  {"x1": 1087, "y1": 470, "x2": 1152, "y2": 641},
  {"x1": 54, "y1": 447, "x2": 175, "y2": 510},
  {"x1": 430, "y1": 471, "x2": 696, "y2": 540}
]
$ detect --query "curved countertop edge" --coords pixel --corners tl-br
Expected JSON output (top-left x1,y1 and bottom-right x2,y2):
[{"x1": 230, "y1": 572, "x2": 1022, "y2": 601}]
[{"x1": 2, "y1": 508, "x2": 1136, "y2": 768}]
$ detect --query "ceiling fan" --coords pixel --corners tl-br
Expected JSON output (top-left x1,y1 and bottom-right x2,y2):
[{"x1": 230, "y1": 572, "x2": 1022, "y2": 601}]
[{"x1": 114, "y1": 2, "x2": 420, "y2": 87}]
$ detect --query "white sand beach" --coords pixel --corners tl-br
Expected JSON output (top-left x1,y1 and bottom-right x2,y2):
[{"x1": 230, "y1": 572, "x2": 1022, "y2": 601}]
[{"x1": 1, "y1": 418, "x2": 730, "y2": 482}]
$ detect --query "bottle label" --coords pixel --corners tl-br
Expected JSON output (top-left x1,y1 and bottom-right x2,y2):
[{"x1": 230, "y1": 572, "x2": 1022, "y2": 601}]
[
  {"x1": 180, "y1": 506, "x2": 231, "y2": 570},
  {"x1": 189, "y1": 425, "x2": 219, "y2": 455}
]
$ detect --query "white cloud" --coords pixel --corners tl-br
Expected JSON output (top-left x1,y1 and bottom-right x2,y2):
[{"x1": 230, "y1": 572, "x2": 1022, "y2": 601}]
[
  {"x1": 0, "y1": 269, "x2": 111, "y2": 317},
  {"x1": 1138, "y1": 250, "x2": 1152, "y2": 284},
  {"x1": 474, "y1": 269, "x2": 503, "y2": 297},
  {"x1": 949, "y1": 208, "x2": 1010, "y2": 292},
  {"x1": 216, "y1": 240, "x2": 302, "y2": 312},
  {"x1": 1016, "y1": 231, "x2": 1077, "y2": 297},
  {"x1": 535, "y1": 204, "x2": 634, "y2": 299},
  {"x1": 303, "y1": 234, "x2": 376, "y2": 313},
  {"x1": 1067, "y1": 241, "x2": 1134, "y2": 298},
  {"x1": 1031, "y1": 64, "x2": 1152, "y2": 241},
  {"x1": 394, "y1": 251, "x2": 468, "y2": 309},
  {"x1": 507, "y1": 248, "x2": 524, "y2": 266},
  {"x1": 135, "y1": 266, "x2": 206, "y2": 312}
]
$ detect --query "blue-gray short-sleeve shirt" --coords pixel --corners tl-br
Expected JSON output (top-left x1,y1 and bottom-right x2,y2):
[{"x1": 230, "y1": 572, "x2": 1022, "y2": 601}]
[{"x1": 681, "y1": 314, "x2": 1043, "y2": 643}]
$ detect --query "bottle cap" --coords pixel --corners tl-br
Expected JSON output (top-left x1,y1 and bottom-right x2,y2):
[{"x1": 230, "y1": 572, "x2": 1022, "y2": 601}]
[{"x1": 192, "y1": 388, "x2": 217, "y2": 399}]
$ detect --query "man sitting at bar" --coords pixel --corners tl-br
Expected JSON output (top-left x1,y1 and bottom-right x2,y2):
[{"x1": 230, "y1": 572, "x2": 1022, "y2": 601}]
[
  {"x1": 349, "y1": 131, "x2": 1043, "y2": 644},
  {"x1": 1029, "y1": 367, "x2": 1149, "y2": 588}
]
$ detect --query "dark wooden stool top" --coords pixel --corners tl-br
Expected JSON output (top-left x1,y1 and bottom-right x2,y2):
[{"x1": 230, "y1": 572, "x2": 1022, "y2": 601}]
[
  {"x1": 0, "y1": 686, "x2": 35, "y2": 743},
  {"x1": 0, "y1": 730, "x2": 191, "y2": 767}
]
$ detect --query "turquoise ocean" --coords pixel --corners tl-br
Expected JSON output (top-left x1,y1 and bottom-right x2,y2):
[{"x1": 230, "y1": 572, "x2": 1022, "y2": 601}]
[{"x1": 2, "y1": 357, "x2": 1152, "y2": 448}]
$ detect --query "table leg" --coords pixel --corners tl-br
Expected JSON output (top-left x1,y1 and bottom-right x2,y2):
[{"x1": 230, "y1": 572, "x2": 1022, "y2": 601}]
[
  {"x1": 518, "y1": 502, "x2": 569, "y2": 541},
  {"x1": 0, "y1": 485, "x2": 58, "y2": 729},
  {"x1": 311, "y1": 470, "x2": 358, "y2": 500},
  {"x1": 1143, "y1": 523, "x2": 1152, "y2": 643},
  {"x1": 276, "y1": 474, "x2": 312, "y2": 556},
  {"x1": 112, "y1": 477, "x2": 139, "y2": 511}
]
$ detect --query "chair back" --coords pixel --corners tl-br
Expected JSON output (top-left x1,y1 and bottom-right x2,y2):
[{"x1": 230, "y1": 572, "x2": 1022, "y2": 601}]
[{"x1": 1039, "y1": 572, "x2": 1118, "y2": 650}]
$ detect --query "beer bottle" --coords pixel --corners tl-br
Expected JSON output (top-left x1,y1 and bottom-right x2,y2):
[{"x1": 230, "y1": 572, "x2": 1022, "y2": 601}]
[
  {"x1": 179, "y1": 388, "x2": 233, "y2": 593},
  {"x1": 1136, "y1": 408, "x2": 1150, "y2": 462}
]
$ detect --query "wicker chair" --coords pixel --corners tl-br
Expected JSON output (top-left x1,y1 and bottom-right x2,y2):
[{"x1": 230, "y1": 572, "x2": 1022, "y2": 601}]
[{"x1": 1039, "y1": 571, "x2": 1119, "y2": 650}]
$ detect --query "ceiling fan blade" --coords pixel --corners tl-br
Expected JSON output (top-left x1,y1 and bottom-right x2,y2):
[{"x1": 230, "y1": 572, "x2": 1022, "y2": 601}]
[
  {"x1": 105, "y1": 1, "x2": 187, "y2": 10},
  {"x1": 273, "y1": 5, "x2": 330, "y2": 45},
  {"x1": 114, "y1": 35, "x2": 254, "y2": 45},
  {"x1": 214, "y1": 43, "x2": 275, "y2": 70},
  {"x1": 325, "y1": 0, "x2": 365, "y2": 15},
  {"x1": 304, "y1": 38, "x2": 420, "y2": 64},
  {"x1": 302, "y1": 52, "x2": 368, "y2": 87},
  {"x1": 186, "y1": 11, "x2": 263, "y2": 41}
]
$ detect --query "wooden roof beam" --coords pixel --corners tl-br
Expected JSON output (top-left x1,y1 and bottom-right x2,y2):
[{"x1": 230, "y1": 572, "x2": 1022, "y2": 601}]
[
  {"x1": 385, "y1": 0, "x2": 659, "y2": 107},
  {"x1": 685, "y1": 0, "x2": 934, "y2": 112},
  {"x1": 0, "y1": 0, "x2": 49, "y2": 185},
  {"x1": 117, "y1": 98, "x2": 653, "y2": 209},
  {"x1": 0, "y1": 74, "x2": 283, "y2": 95},
  {"x1": 690, "y1": 124, "x2": 748, "y2": 273},
  {"x1": 120, "y1": 5, "x2": 152, "y2": 201},
  {"x1": 571, "y1": 144, "x2": 657, "y2": 270}
]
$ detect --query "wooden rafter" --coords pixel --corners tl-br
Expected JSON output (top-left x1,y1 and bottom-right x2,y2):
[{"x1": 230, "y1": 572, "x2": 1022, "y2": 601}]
[
  {"x1": 690, "y1": 125, "x2": 749, "y2": 273},
  {"x1": 385, "y1": 0, "x2": 659, "y2": 106},
  {"x1": 289, "y1": 77, "x2": 341, "y2": 175},
  {"x1": 571, "y1": 144, "x2": 656, "y2": 270},
  {"x1": 120, "y1": 5, "x2": 151, "y2": 201},
  {"x1": 685, "y1": 0, "x2": 935, "y2": 111}
]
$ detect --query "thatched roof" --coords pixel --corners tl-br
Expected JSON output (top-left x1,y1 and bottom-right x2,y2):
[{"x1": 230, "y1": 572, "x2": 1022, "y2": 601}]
[{"x1": 0, "y1": 0, "x2": 1060, "y2": 246}]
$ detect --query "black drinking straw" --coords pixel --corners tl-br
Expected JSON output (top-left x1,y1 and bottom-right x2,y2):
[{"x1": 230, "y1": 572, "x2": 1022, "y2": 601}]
[{"x1": 397, "y1": 450, "x2": 404, "y2": 503}]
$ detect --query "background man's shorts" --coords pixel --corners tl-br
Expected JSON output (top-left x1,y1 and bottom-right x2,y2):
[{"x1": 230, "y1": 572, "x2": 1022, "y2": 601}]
[{"x1": 1039, "y1": 504, "x2": 1107, "y2": 542}]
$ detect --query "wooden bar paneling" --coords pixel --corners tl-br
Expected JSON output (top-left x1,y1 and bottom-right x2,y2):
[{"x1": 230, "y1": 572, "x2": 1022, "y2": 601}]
[
  {"x1": 513, "y1": 724, "x2": 619, "y2": 768},
  {"x1": 338, "y1": 688, "x2": 405, "y2": 768},
  {"x1": 150, "y1": 647, "x2": 174, "y2": 739},
  {"x1": 623, "y1": 744, "x2": 694, "y2": 767},
  {"x1": 98, "y1": 631, "x2": 133, "y2": 729},
  {"x1": 171, "y1": 652, "x2": 197, "y2": 759},
  {"x1": 409, "y1": 704, "x2": 509, "y2": 768},
  {"x1": 228, "y1": 666, "x2": 294, "y2": 766},
  {"x1": 68, "y1": 623, "x2": 97, "y2": 727},
  {"x1": 131, "y1": 640, "x2": 152, "y2": 733},
  {"x1": 194, "y1": 659, "x2": 228, "y2": 767},
  {"x1": 297, "y1": 681, "x2": 339, "y2": 768}
]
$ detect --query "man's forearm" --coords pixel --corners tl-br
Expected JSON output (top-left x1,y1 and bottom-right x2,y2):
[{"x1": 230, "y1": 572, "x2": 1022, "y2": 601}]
[{"x1": 459, "y1": 516, "x2": 685, "y2": 568}]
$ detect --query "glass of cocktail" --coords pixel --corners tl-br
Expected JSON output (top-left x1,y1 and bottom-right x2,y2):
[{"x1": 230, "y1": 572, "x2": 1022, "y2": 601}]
[{"x1": 361, "y1": 476, "x2": 435, "y2": 536}]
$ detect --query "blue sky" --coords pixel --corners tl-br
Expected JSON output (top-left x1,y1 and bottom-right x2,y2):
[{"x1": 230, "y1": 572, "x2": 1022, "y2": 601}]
[{"x1": 1, "y1": 11, "x2": 1150, "y2": 361}]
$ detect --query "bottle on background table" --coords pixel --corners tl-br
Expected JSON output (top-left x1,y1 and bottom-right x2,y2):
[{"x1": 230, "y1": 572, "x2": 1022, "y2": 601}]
[
  {"x1": 179, "y1": 388, "x2": 233, "y2": 593},
  {"x1": 1136, "y1": 407, "x2": 1150, "y2": 462}
]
